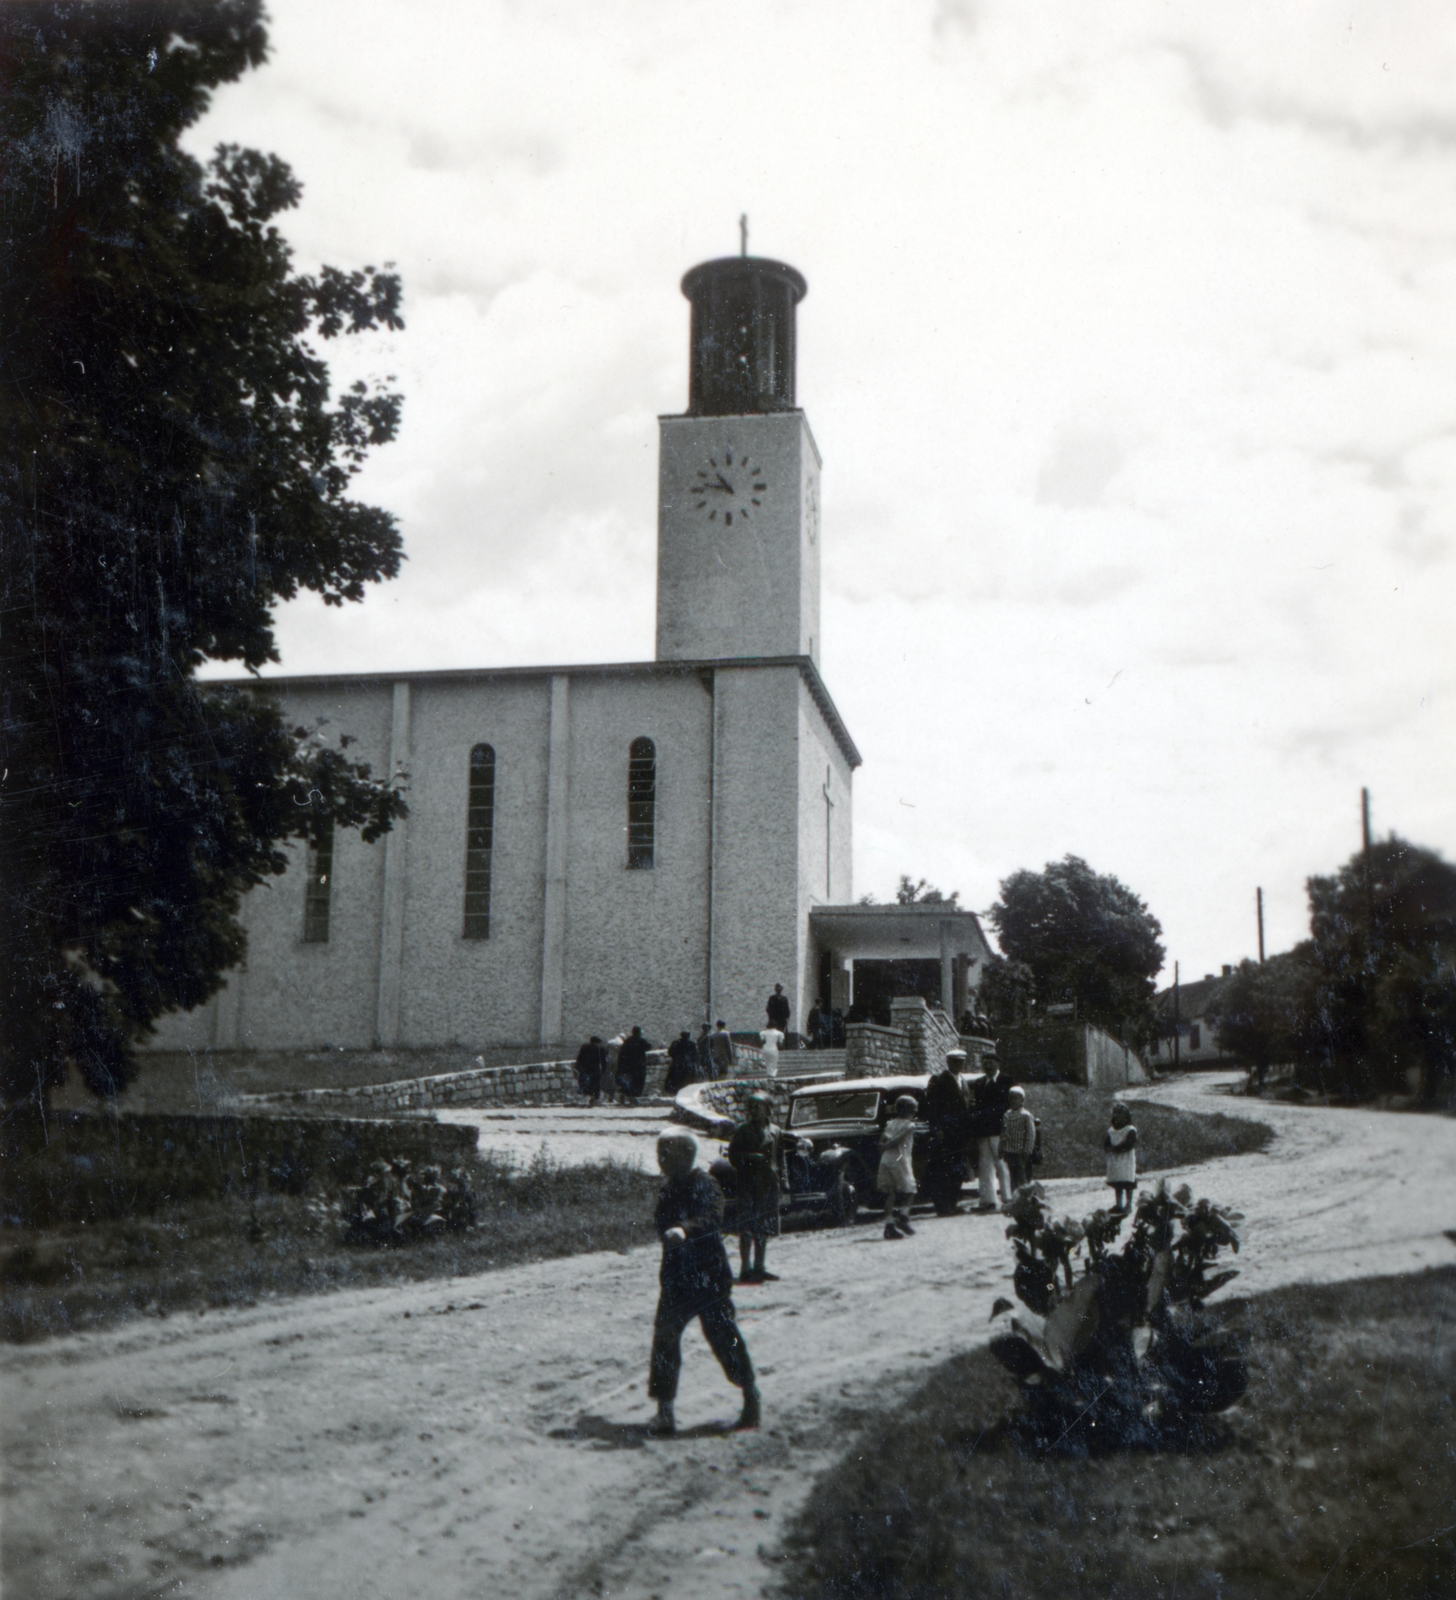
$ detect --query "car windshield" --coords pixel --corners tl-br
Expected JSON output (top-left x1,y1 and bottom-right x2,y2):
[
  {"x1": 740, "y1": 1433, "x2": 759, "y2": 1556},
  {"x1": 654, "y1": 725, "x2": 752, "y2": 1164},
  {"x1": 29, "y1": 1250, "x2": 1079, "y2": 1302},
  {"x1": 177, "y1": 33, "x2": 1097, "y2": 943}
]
[{"x1": 790, "y1": 1090, "x2": 881, "y2": 1127}]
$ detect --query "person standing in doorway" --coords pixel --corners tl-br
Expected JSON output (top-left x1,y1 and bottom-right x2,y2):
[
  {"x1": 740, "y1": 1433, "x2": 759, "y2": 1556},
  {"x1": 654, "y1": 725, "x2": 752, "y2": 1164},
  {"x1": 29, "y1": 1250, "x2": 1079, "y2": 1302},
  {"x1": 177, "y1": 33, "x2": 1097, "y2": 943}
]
[
  {"x1": 616, "y1": 1025, "x2": 649, "y2": 1107},
  {"x1": 647, "y1": 1132, "x2": 760, "y2": 1437},
  {"x1": 766, "y1": 983, "x2": 791, "y2": 1038},
  {"x1": 970, "y1": 1059, "x2": 1014, "y2": 1212},
  {"x1": 728, "y1": 1093, "x2": 781, "y2": 1283},
  {"x1": 708, "y1": 1020, "x2": 736, "y2": 1080}
]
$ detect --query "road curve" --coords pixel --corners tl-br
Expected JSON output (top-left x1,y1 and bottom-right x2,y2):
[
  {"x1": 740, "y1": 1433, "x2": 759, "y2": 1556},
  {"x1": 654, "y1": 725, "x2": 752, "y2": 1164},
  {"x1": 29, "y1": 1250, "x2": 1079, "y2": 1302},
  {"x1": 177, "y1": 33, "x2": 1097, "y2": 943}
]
[{"x1": 3, "y1": 1074, "x2": 1453, "y2": 1600}]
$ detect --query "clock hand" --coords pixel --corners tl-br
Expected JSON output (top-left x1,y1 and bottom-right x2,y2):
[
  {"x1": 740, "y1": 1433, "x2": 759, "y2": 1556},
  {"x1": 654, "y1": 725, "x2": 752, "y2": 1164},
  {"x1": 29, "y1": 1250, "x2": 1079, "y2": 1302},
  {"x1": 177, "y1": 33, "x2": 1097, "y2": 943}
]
[{"x1": 714, "y1": 473, "x2": 734, "y2": 494}]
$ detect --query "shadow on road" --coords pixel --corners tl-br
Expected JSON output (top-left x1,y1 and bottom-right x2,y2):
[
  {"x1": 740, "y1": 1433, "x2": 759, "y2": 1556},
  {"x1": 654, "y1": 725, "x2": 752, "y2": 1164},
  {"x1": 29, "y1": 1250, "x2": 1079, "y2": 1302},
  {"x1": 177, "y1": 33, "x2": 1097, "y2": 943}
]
[{"x1": 550, "y1": 1412, "x2": 739, "y2": 1448}]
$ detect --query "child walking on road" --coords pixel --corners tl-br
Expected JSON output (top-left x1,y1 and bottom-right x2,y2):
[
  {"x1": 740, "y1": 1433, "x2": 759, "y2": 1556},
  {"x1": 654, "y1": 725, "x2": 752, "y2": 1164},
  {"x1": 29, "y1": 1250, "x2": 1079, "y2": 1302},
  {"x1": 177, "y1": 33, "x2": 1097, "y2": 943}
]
[
  {"x1": 1104, "y1": 1101, "x2": 1138, "y2": 1214},
  {"x1": 647, "y1": 1133, "x2": 760, "y2": 1438},
  {"x1": 878, "y1": 1094, "x2": 919, "y2": 1240}
]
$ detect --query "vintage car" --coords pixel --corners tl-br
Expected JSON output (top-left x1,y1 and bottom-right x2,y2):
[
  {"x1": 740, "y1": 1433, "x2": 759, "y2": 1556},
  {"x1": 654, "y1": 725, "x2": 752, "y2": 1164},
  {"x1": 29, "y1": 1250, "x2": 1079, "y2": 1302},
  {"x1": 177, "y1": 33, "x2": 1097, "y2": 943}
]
[{"x1": 711, "y1": 1073, "x2": 981, "y2": 1225}]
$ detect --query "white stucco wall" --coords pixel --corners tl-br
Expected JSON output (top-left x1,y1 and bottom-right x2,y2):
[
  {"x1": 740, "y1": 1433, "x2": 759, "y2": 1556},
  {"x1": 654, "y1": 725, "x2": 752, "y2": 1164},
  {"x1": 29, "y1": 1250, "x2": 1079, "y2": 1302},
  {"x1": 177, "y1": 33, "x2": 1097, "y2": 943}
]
[
  {"x1": 145, "y1": 658, "x2": 853, "y2": 1058},
  {"x1": 556, "y1": 670, "x2": 713, "y2": 1045},
  {"x1": 794, "y1": 680, "x2": 855, "y2": 1028},
  {"x1": 656, "y1": 412, "x2": 820, "y2": 663}
]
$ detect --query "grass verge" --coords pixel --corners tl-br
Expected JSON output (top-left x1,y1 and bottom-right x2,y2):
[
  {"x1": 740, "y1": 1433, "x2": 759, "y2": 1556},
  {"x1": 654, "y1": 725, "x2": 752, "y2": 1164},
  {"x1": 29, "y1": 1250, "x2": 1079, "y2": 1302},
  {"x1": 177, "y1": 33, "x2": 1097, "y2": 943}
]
[
  {"x1": 777, "y1": 1267, "x2": 1456, "y2": 1600},
  {"x1": 1, "y1": 1092, "x2": 1271, "y2": 1343},
  {"x1": 1021, "y1": 1083, "x2": 1271, "y2": 1181},
  {"x1": 0, "y1": 1151, "x2": 660, "y2": 1343}
]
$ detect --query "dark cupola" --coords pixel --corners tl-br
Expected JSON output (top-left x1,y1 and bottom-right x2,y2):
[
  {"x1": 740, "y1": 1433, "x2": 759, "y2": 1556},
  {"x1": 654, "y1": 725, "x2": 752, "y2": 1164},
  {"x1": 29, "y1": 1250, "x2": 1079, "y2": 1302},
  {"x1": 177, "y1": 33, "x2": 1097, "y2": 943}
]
[{"x1": 680, "y1": 255, "x2": 807, "y2": 417}]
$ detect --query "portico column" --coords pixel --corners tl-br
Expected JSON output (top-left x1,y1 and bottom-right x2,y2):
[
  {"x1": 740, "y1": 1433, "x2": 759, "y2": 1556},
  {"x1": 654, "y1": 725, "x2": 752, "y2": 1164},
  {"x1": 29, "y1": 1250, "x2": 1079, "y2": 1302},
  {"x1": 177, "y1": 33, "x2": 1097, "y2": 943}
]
[{"x1": 939, "y1": 919, "x2": 953, "y2": 1023}]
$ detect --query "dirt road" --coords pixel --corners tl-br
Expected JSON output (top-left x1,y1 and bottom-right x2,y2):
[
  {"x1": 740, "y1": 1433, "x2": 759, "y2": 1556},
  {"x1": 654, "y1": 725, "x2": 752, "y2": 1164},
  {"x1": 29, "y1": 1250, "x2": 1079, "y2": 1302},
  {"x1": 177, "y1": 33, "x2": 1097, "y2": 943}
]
[{"x1": 4, "y1": 1075, "x2": 1454, "y2": 1600}]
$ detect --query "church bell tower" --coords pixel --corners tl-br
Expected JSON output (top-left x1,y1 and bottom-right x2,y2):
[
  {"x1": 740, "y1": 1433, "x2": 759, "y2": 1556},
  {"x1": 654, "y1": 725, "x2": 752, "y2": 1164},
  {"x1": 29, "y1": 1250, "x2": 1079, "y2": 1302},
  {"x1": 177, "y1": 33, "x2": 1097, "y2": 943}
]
[{"x1": 655, "y1": 254, "x2": 822, "y2": 664}]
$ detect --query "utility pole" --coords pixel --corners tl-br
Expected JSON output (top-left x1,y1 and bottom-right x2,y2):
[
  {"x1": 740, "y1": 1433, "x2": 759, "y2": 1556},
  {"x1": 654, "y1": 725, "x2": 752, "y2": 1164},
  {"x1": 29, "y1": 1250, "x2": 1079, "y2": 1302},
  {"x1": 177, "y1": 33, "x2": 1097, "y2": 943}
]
[
  {"x1": 1361, "y1": 786, "x2": 1372, "y2": 855},
  {"x1": 1173, "y1": 960, "x2": 1180, "y2": 1071},
  {"x1": 1256, "y1": 887, "x2": 1265, "y2": 964}
]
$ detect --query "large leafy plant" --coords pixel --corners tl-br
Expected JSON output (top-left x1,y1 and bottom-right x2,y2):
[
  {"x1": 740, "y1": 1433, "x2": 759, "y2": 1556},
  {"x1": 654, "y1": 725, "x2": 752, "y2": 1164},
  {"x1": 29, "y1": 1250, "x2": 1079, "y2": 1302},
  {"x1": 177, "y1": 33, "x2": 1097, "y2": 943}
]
[{"x1": 991, "y1": 1180, "x2": 1247, "y2": 1451}]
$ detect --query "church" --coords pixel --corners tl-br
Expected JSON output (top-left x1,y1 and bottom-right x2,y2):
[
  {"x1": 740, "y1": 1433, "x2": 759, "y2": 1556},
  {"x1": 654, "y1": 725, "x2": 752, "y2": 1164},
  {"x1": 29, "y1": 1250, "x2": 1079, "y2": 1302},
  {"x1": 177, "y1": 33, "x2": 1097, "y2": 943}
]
[{"x1": 150, "y1": 253, "x2": 991, "y2": 1059}]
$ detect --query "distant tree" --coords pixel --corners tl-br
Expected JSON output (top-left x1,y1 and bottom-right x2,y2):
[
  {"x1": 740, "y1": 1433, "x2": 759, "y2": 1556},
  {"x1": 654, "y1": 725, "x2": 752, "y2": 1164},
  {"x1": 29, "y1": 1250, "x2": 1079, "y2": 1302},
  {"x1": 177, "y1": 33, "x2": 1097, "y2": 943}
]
[
  {"x1": 1295, "y1": 838, "x2": 1456, "y2": 1101},
  {"x1": 895, "y1": 876, "x2": 960, "y2": 907},
  {"x1": 988, "y1": 856, "x2": 1165, "y2": 1046},
  {"x1": 1, "y1": 2, "x2": 408, "y2": 1108},
  {"x1": 1215, "y1": 955, "x2": 1305, "y2": 1089},
  {"x1": 978, "y1": 953, "x2": 1036, "y2": 1029}
]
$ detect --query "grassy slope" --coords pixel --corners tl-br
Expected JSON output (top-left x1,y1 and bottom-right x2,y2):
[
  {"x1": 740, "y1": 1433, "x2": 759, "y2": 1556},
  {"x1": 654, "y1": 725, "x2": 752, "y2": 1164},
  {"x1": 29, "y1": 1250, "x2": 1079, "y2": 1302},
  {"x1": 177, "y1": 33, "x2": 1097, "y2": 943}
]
[
  {"x1": 1020, "y1": 1083, "x2": 1270, "y2": 1181},
  {"x1": 778, "y1": 1269, "x2": 1456, "y2": 1600},
  {"x1": 0, "y1": 1154, "x2": 660, "y2": 1343}
]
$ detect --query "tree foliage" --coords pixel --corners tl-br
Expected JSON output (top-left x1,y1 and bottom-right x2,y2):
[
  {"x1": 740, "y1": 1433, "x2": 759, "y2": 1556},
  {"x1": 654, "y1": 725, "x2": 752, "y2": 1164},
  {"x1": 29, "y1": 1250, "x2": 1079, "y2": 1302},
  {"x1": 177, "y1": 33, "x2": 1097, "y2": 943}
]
[
  {"x1": 1213, "y1": 955, "x2": 1303, "y2": 1087},
  {"x1": 977, "y1": 953, "x2": 1035, "y2": 1029},
  {"x1": 988, "y1": 855, "x2": 1165, "y2": 1044},
  {"x1": 1, "y1": 2, "x2": 408, "y2": 1104},
  {"x1": 894, "y1": 875, "x2": 959, "y2": 906},
  {"x1": 1294, "y1": 837, "x2": 1456, "y2": 1101}
]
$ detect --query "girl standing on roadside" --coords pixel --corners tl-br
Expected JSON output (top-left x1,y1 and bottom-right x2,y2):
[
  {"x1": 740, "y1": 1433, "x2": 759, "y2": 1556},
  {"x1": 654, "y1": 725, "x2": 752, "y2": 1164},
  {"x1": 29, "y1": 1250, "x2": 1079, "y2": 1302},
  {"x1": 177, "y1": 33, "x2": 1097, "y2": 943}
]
[
  {"x1": 878, "y1": 1094, "x2": 920, "y2": 1240},
  {"x1": 1104, "y1": 1101, "x2": 1138, "y2": 1214},
  {"x1": 728, "y1": 1093, "x2": 782, "y2": 1283}
]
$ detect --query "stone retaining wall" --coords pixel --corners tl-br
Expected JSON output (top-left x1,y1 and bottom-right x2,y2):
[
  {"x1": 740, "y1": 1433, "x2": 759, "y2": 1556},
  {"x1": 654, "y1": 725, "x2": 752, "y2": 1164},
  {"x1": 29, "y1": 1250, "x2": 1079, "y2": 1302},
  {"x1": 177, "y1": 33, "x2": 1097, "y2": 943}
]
[
  {"x1": 890, "y1": 996, "x2": 962, "y2": 1075},
  {"x1": 245, "y1": 1050, "x2": 670, "y2": 1115},
  {"x1": 844, "y1": 1022, "x2": 907, "y2": 1078}
]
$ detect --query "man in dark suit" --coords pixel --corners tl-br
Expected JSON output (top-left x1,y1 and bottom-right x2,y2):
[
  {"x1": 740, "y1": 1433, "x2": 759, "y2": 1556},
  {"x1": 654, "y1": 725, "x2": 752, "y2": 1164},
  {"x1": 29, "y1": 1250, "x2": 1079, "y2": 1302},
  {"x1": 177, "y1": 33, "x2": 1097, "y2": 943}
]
[
  {"x1": 765, "y1": 984, "x2": 791, "y2": 1036},
  {"x1": 970, "y1": 1060, "x2": 1015, "y2": 1211},
  {"x1": 616, "y1": 1025, "x2": 650, "y2": 1106},
  {"x1": 574, "y1": 1036, "x2": 607, "y2": 1106}
]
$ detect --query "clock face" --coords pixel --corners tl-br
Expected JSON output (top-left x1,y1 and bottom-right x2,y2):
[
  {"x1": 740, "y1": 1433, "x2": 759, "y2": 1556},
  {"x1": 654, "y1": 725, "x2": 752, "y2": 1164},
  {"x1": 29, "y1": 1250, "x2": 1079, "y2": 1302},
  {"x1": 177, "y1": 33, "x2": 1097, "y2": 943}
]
[{"x1": 690, "y1": 447, "x2": 767, "y2": 528}]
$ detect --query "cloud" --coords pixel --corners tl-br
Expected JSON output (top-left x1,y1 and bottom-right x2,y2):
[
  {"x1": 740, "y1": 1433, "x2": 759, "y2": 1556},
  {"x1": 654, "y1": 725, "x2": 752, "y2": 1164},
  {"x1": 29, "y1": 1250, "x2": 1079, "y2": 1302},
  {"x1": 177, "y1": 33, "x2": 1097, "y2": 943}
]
[{"x1": 188, "y1": 0, "x2": 1456, "y2": 981}]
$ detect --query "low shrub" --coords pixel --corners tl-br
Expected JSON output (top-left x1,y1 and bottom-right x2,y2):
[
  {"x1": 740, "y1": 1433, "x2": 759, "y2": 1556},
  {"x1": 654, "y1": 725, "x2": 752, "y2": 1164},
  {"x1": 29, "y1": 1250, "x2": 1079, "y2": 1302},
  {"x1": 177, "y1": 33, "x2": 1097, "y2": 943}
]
[{"x1": 0, "y1": 1150, "x2": 660, "y2": 1341}]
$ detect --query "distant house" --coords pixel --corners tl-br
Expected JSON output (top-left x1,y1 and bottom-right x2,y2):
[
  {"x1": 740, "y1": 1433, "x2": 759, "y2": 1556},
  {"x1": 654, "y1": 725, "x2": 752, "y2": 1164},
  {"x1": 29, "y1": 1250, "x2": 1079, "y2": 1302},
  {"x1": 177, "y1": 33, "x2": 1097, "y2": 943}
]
[{"x1": 1147, "y1": 966, "x2": 1239, "y2": 1068}]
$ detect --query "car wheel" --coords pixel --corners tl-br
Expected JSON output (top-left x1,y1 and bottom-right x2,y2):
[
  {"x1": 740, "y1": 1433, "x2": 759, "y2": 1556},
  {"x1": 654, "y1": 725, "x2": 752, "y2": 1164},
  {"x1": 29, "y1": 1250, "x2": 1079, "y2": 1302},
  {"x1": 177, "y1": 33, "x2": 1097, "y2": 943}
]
[{"x1": 827, "y1": 1175, "x2": 857, "y2": 1227}]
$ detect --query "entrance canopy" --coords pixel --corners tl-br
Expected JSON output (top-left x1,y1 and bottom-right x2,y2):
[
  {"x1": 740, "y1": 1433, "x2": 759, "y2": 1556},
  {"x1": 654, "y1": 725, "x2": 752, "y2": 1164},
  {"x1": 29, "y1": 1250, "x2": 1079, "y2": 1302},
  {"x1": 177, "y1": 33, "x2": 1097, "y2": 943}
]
[{"x1": 809, "y1": 903, "x2": 994, "y2": 1023}]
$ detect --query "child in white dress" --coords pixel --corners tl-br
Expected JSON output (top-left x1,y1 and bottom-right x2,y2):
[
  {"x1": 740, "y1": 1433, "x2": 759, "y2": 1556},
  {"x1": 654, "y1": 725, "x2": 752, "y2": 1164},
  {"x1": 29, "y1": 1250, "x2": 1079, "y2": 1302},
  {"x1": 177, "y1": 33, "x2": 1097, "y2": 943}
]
[
  {"x1": 1104, "y1": 1101, "x2": 1138, "y2": 1214},
  {"x1": 878, "y1": 1094, "x2": 919, "y2": 1240}
]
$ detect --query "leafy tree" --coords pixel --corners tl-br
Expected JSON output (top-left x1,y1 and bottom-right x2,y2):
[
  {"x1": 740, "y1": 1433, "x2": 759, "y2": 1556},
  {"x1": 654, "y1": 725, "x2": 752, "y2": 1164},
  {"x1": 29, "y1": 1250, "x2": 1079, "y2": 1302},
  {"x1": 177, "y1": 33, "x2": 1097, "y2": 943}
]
[
  {"x1": 894, "y1": 875, "x2": 960, "y2": 907},
  {"x1": 1, "y1": 2, "x2": 408, "y2": 1107},
  {"x1": 1215, "y1": 954, "x2": 1304, "y2": 1089},
  {"x1": 977, "y1": 953, "x2": 1035, "y2": 1029},
  {"x1": 988, "y1": 856, "x2": 1165, "y2": 1045},
  {"x1": 1295, "y1": 838, "x2": 1456, "y2": 1101}
]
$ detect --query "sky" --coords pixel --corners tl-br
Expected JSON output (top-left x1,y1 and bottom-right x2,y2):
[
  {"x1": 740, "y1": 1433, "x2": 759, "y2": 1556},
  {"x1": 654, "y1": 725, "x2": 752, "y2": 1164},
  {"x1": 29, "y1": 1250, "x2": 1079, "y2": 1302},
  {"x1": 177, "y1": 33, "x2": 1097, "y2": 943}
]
[{"x1": 190, "y1": 0, "x2": 1456, "y2": 985}]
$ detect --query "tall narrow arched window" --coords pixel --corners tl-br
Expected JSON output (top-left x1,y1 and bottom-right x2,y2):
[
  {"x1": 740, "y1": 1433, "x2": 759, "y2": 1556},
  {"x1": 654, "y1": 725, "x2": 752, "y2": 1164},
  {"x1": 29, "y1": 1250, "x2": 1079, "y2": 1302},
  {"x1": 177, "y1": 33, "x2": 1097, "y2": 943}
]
[
  {"x1": 627, "y1": 736, "x2": 656, "y2": 869},
  {"x1": 462, "y1": 744, "x2": 495, "y2": 939},
  {"x1": 302, "y1": 818, "x2": 334, "y2": 943}
]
